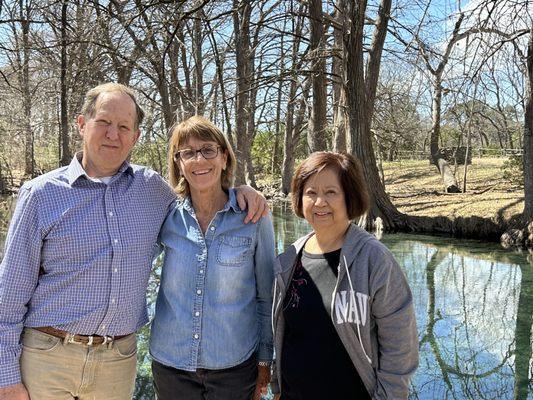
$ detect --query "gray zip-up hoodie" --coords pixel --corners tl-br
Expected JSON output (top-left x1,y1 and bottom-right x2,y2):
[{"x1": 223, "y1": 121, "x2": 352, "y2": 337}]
[{"x1": 271, "y1": 224, "x2": 418, "y2": 399}]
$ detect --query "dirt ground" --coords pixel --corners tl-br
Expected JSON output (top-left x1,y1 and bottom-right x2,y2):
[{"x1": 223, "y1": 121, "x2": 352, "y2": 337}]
[{"x1": 383, "y1": 157, "x2": 524, "y2": 222}]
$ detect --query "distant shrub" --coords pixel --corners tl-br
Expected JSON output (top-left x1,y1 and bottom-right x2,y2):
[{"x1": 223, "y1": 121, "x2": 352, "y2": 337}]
[{"x1": 502, "y1": 155, "x2": 523, "y2": 186}]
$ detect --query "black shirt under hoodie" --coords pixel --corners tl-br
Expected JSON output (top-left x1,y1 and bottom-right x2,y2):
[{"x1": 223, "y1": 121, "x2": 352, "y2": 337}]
[{"x1": 280, "y1": 248, "x2": 371, "y2": 400}]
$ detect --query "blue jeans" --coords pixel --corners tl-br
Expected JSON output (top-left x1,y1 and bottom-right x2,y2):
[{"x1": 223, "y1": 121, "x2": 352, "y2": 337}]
[{"x1": 152, "y1": 354, "x2": 257, "y2": 400}]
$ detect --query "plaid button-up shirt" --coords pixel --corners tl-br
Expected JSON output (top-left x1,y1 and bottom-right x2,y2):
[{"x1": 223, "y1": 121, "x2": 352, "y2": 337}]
[{"x1": 0, "y1": 153, "x2": 176, "y2": 387}]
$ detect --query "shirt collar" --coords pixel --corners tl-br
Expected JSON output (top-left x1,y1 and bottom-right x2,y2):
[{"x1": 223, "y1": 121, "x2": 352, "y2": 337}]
[
  {"x1": 225, "y1": 189, "x2": 242, "y2": 213},
  {"x1": 66, "y1": 152, "x2": 133, "y2": 185},
  {"x1": 182, "y1": 188, "x2": 242, "y2": 215}
]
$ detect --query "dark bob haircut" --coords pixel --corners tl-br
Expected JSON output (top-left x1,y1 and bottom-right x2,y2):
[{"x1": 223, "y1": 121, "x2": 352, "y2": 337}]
[{"x1": 291, "y1": 151, "x2": 370, "y2": 220}]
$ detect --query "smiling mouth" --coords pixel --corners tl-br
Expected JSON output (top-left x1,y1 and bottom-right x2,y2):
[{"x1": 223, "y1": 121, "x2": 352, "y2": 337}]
[
  {"x1": 192, "y1": 169, "x2": 211, "y2": 175},
  {"x1": 315, "y1": 212, "x2": 331, "y2": 216}
]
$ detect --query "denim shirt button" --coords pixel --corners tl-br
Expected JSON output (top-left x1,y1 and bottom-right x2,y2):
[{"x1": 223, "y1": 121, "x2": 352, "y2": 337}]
[
  {"x1": 196, "y1": 289, "x2": 202, "y2": 295},
  {"x1": 199, "y1": 269, "x2": 204, "y2": 274},
  {"x1": 193, "y1": 334, "x2": 199, "y2": 339},
  {"x1": 194, "y1": 311, "x2": 200, "y2": 317},
  {"x1": 210, "y1": 226, "x2": 215, "y2": 231}
]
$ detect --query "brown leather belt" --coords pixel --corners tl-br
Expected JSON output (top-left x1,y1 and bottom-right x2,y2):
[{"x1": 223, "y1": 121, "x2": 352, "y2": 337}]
[{"x1": 33, "y1": 326, "x2": 129, "y2": 346}]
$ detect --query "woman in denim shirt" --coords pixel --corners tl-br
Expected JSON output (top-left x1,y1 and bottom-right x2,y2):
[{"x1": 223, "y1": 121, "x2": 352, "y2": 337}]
[{"x1": 150, "y1": 116, "x2": 275, "y2": 400}]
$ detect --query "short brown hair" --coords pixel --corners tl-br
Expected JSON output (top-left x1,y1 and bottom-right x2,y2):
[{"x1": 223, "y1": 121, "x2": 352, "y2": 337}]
[
  {"x1": 80, "y1": 83, "x2": 145, "y2": 129},
  {"x1": 291, "y1": 151, "x2": 370, "y2": 219},
  {"x1": 168, "y1": 116, "x2": 236, "y2": 196}
]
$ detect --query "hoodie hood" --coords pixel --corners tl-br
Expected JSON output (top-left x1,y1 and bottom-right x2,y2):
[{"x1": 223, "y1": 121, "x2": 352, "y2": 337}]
[{"x1": 276, "y1": 224, "x2": 376, "y2": 281}]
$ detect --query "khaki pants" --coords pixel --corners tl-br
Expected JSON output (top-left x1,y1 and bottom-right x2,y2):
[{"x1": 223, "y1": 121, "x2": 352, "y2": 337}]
[{"x1": 20, "y1": 328, "x2": 137, "y2": 400}]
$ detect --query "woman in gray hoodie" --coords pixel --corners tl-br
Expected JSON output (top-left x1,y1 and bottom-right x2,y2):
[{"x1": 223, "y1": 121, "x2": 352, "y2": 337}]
[{"x1": 271, "y1": 152, "x2": 418, "y2": 400}]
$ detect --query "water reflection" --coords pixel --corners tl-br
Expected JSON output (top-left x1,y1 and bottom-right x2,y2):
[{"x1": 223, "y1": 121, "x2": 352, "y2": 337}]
[
  {"x1": 0, "y1": 198, "x2": 530, "y2": 399},
  {"x1": 384, "y1": 235, "x2": 533, "y2": 400}
]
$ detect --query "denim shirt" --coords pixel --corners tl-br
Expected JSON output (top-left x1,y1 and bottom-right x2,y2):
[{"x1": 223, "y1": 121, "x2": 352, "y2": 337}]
[{"x1": 150, "y1": 189, "x2": 275, "y2": 371}]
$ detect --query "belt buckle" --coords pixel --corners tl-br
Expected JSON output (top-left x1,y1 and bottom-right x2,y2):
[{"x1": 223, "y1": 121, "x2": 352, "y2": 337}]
[{"x1": 66, "y1": 333, "x2": 84, "y2": 345}]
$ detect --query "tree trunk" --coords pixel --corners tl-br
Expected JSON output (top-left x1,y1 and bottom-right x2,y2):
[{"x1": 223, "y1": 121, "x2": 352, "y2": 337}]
[
  {"x1": 307, "y1": 0, "x2": 328, "y2": 152},
  {"x1": 245, "y1": 61, "x2": 260, "y2": 189},
  {"x1": 513, "y1": 265, "x2": 533, "y2": 399},
  {"x1": 281, "y1": 6, "x2": 306, "y2": 194},
  {"x1": 272, "y1": 28, "x2": 286, "y2": 175},
  {"x1": 332, "y1": 0, "x2": 347, "y2": 153},
  {"x1": 430, "y1": 77, "x2": 460, "y2": 193},
  {"x1": 233, "y1": 0, "x2": 252, "y2": 186},
  {"x1": 206, "y1": 20, "x2": 233, "y2": 146},
  {"x1": 281, "y1": 91, "x2": 297, "y2": 195},
  {"x1": 343, "y1": 0, "x2": 406, "y2": 230},
  {"x1": 59, "y1": 0, "x2": 70, "y2": 166},
  {"x1": 281, "y1": 80, "x2": 311, "y2": 195},
  {"x1": 523, "y1": 27, "x2": 533, "y2": 221},
  {"x1": 20, "y1": 0, "x2": 33, "y2": 179},
  {"x1": 193, "y1": 13, "x2": 204, "y2": 115}
]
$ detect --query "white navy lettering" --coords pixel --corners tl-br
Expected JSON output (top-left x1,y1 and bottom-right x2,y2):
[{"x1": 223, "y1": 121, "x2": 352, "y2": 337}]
[{"x1": 335, "y1": 290, "x2": 369, "y2": 326}]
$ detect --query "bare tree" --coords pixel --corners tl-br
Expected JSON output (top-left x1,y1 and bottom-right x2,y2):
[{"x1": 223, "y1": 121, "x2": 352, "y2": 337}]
[
  {"x1": 281, "y1": 3, "x2": 310, "y2": 194},
  {"x1": 523, "y1": 26, "x2": 533, "y2": 221},
  {"x1": 332, "y1": 0, "x2": 347, "y2": 153},
  {"x1": 342, "y1": 0, "x2": 409, "y2": 229},
  {"x1": 307, "y1": 0, "x2": 328, "y2": 152},
  {"x1": 232, "y1": 0, "x2": 252, "y2": 185},
  {"x1": 59, "y1": 0, "x2": 69, "y2": 166}
]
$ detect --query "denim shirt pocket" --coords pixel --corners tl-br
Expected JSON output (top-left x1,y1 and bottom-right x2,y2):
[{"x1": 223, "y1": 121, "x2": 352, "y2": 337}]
[{"x1": 216, "y1": 234, "x2": 253, "y2": 266}]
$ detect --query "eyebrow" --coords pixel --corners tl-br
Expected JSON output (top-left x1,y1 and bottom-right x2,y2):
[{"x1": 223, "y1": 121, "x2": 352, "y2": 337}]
[{"x1": 305, "y1": 185, "x2": 340, "y2": 190}]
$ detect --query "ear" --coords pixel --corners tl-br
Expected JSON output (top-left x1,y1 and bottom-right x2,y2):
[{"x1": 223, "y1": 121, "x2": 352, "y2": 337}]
[
  {"x1": 77, "y1": 115, "x2": 86, "y2": 138},
  {"x1": 222, "y1": 149, "x2": 228, "y2": 170},
  {"x1": 132, "y1": 128, "x2": 141, "y2": 145}
]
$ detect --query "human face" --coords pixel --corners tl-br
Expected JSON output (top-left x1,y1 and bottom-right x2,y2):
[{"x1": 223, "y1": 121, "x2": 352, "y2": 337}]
[
  {"x1": 77, "y1": 91, "x2": 140, "y2": 177},
  {"x1": 177, "y1": 137, "x2": 227, "y2": 193},
  {"x1": 301, "y1": 167, "x2": 349, "y2": 232}
]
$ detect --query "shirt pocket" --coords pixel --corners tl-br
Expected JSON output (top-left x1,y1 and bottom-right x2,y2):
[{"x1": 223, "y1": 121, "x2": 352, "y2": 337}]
[{"x1": 216, "y1": 234, "x2": 252, "y2": 266}]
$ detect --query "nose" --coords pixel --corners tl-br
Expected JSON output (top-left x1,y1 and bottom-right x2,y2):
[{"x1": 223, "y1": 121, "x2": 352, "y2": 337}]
[
  {"x1": 315, "y1": 195, "x2": 327, "y2": 206},
  {"x1": 105, "y1": 125, "x2": 119, "y2": 140}
]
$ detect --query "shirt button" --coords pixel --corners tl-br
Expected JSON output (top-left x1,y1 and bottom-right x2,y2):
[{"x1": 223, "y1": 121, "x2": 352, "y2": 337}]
[
  {"x1": 193, "y1": 334, "x2": 199, "y2": 339},
  {"x1": 101, "y1": 325, "x2": 106, "y2": 331},
  {"x1": 111, "y1": 298, "x2": 116, "y2": 303},
  {"x1": 210, "y1": 226, "x2": 215, "y2": 231},
  {"x1": 109, "y1": 211, "x2": 114, "y2": 217},
  {"x1": 194, "y1": 311, "x2": 200, "y2": 317},
  {"x1": 113, "y1": 239, "x2": 118, "y2": 244},
  {"x1": 199, "y1": 269, "x2": 204, "y2": 274},
  {"x1": 196, "y1": 289, "x2": 202, "y2": 295},
  {"x1": 114, "y1": 268, "x2": 118, "y2": 273}
]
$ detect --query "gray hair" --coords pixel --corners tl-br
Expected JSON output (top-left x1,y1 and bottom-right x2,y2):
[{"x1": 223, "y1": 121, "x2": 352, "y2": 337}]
[{"x1": 80, "y1": 83, "x2": 145, "y2": 129}]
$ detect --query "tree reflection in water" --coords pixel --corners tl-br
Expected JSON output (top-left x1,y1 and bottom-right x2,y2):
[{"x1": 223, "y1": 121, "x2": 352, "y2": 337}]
[
  {"x1": 0, "y1": 199, "x2": 530, "y2": 399},
  {"x1": 388, "y1": 236, "x2": 532, "y2": 400}
]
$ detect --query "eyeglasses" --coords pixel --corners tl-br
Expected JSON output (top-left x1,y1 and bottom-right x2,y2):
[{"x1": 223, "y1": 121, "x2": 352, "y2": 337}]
[{"x1": 175, "y1": 145, "x2": 221, "y2": 161}]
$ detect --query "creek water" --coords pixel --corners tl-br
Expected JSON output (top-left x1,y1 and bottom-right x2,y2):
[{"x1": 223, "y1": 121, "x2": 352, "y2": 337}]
[{"x1": 0, "y1": 197, "x2": 531, "y2": 399}]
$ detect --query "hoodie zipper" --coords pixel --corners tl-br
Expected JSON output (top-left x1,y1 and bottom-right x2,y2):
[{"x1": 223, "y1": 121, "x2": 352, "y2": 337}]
[{"x1": 330, "y1": 255, "x2": 372, "y2": 364}]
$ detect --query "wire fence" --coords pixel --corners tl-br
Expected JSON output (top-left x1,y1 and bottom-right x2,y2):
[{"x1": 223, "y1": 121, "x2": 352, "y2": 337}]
[{"x1": 392, "y1": 148, "x2": 523, "y2": 160}]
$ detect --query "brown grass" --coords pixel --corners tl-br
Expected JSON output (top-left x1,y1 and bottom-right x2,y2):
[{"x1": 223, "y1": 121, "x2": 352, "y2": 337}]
[{"x1": 383, "y1": 157, "x2": 524, "y2": 222}]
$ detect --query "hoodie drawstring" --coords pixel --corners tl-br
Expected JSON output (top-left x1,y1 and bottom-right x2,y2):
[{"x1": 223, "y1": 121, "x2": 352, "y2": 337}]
[{"x1": 343, "y1": 255, "x2": 372, "y2": 364}]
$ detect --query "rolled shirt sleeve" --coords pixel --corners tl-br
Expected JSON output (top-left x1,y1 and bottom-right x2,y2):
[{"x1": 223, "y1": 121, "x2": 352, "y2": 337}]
[
  {"x1": 253, "y1": 213, "x2": 275, "y2": 363},
  {"x1": 0, "y1": 185, "x2": 42, "y2": 387}
]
